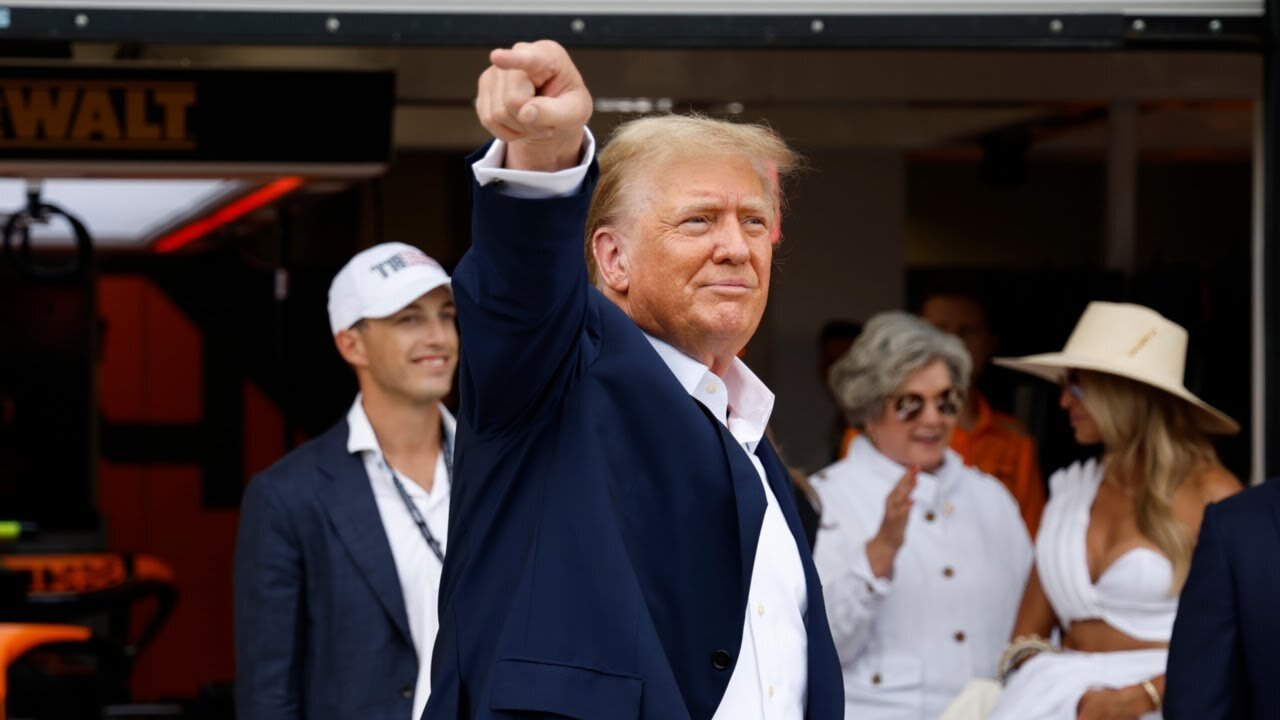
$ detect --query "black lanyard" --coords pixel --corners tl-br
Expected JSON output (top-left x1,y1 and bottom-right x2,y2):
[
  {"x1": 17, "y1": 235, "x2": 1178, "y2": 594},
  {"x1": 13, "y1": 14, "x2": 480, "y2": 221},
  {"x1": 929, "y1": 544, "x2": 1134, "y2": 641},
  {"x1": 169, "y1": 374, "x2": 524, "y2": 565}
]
[{"x1": 382, "y1": 426, "x2": 452, "y2": 564}]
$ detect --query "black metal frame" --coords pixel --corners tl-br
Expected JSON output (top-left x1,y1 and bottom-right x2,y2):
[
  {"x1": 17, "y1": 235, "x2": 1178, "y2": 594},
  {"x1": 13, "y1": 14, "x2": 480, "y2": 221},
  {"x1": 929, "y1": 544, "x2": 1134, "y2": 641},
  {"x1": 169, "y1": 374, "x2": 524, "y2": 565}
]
[
  {"x1": 0, "y1": 7, "x2": 1264, "y2": 49},
  {"x1": 1265, "y1": 0, "x2": 1279, "y2": 480}
]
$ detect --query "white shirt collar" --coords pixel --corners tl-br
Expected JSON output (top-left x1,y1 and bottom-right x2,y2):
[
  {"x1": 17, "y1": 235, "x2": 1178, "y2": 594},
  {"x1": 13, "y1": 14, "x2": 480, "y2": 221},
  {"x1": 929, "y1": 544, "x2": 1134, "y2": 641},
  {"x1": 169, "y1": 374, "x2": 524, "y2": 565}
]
[
  {"x1": 848, "y1": 433, "x2": 963, "y2": 507},
  {"x1": 345, "y1": 393, "x2": 456, "y2": 464},
  {"x1": 642, "y1": 333, "x2": 774, "y2": 451}
]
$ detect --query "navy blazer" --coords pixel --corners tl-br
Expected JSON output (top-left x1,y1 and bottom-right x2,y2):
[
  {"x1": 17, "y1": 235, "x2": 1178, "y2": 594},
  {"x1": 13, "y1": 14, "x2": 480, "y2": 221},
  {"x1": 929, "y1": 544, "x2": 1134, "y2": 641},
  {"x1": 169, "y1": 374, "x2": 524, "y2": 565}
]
[
  {"x1": 424, "y1": 152, "x2": 842, "y2": 720},
  {"x1": 234, "y1": 420, "x2": 421, "y2": 719},
  {"x1": 1165, "y1": 479, "x2": 1280, "y2": 720}
]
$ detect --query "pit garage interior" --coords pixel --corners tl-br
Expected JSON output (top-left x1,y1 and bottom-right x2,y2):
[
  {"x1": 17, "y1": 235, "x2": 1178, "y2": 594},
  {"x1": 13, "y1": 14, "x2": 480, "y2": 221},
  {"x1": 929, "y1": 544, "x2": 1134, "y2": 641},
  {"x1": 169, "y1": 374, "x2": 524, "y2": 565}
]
[{"x1": 0, "y1": 1, "x2": 1275, "y2": 716}]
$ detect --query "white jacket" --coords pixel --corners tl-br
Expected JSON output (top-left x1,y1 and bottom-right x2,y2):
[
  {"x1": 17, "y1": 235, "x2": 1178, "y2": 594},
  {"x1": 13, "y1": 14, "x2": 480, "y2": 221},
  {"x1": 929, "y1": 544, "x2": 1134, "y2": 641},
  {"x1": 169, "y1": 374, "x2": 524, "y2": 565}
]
[{"x1": 811, "y1": 435, "x2": 1033, "y2": 720}]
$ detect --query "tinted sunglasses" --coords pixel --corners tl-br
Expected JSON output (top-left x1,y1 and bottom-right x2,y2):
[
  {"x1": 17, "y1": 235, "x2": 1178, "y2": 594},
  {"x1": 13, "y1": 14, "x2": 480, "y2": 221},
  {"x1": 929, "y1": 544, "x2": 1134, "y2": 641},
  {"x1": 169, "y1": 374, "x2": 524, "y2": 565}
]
[
  {"x1": 890, "y1": 387, "x2": 965, "y2": 422},
  {"x1": 1062, "y1": 369, "x2": 1084, "y2": 400}
]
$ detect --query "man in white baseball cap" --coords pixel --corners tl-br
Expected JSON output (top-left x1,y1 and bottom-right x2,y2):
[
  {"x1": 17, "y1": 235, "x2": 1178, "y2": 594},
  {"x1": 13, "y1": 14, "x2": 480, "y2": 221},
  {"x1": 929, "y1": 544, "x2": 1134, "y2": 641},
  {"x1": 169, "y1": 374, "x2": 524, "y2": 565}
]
[{"x1": 235, "y1": 241, "x2": 458, "y2": 720}]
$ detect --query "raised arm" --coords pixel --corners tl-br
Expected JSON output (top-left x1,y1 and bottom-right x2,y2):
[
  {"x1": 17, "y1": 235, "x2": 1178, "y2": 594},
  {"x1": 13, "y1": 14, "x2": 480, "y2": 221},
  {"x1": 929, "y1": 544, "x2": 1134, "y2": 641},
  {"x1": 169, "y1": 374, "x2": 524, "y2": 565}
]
[
  {"x1": 454, "y1": 41, "x2": 597, "y2": 433},
  {"x1": 815, "y1": 469, "x2": 915, "y2": 661}
]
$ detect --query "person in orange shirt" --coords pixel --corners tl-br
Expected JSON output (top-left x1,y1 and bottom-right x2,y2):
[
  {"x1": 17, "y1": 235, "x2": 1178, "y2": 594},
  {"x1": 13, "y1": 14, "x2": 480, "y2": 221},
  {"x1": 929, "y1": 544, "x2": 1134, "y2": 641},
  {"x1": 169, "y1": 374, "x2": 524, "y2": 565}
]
[{"x1": 840, "y1": 293, "x2": 1044, "y2": 536}]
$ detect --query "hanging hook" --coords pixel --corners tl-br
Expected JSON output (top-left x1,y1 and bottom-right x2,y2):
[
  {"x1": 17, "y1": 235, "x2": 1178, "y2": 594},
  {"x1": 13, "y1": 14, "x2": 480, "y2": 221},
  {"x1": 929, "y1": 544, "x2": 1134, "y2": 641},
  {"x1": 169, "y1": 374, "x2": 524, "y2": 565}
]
[{"x1": 3, "y1": 179, "x2": 94, "y2": 279}]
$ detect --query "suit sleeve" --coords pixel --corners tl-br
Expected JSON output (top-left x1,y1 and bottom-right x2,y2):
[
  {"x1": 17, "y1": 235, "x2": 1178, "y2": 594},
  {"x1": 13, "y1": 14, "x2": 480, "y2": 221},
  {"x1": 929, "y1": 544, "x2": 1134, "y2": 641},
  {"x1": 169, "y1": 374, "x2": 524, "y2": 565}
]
[
  {"x1": 452, "y1": 147, "x2": 600, "y2": 434},
  {"x1": 1164, "y1": 503, "x2": 1240, "y2": 720},
  {"x1": 233, "y1": 476, "x2": 306, "y2": 720}
]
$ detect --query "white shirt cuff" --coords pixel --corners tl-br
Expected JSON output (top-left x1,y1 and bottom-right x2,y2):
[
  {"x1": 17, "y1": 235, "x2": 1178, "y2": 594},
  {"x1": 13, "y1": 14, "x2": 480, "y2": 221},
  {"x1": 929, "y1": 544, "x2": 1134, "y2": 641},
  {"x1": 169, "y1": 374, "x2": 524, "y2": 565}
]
[
  {"x1": 471, "y1": 128, "x2": 596, "y2": 199},
  {"x1": 850, "y1": 543, "x2": 894, "y2": 599}
]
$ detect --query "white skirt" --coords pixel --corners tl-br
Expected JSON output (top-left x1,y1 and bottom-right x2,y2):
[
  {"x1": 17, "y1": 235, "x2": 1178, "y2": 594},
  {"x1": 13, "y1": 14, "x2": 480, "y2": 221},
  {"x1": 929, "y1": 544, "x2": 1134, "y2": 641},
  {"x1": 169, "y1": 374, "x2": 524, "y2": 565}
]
[{"x1": 986, "y1": 648, "x2": 1167, "y2": 720}]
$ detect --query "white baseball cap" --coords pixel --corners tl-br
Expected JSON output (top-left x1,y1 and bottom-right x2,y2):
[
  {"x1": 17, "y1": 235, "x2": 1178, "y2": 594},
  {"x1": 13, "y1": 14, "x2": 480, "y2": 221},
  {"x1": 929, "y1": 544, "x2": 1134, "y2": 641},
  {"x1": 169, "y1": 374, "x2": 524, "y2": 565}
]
[{"x1": 327, "y1": 242, "x2": 452, "y2": 335}]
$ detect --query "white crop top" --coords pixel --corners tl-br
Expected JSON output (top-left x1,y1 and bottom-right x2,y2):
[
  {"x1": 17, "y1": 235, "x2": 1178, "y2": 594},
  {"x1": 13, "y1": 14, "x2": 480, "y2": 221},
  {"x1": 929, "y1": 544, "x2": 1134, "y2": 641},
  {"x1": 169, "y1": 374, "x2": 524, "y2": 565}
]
[{"x1": 1035, "y1": 460, "x2": 1178, "y2": 643}]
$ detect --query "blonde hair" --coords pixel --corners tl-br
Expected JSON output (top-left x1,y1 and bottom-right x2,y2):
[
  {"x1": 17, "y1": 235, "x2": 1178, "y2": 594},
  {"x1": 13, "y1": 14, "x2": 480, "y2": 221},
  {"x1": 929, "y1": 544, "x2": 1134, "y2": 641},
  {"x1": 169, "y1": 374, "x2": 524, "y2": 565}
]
[
  {"x1": 584, "y1": 114, "x2": 803, "y2": 287},
  {"x1": 1077, "y1": 370, "x2": 1221, "y2": 592}
]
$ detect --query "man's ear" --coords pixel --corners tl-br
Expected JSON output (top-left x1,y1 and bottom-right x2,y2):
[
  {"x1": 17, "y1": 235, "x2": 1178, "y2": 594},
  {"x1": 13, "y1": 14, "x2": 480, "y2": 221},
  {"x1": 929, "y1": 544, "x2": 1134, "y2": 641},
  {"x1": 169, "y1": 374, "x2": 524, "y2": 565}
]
[
  {"x1": 592, "y1": 227, "x2": 630, "y2": 294},
  {"x1": 334, "y1": 327, "x2": 368, "y2": 368}
]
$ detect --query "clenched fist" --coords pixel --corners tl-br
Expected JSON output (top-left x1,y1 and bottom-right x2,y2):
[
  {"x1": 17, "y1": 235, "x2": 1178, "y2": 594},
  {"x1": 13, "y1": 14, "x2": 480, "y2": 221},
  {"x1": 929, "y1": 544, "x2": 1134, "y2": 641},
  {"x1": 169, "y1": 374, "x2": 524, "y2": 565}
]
[{"x1": 475, "y1": 40, "x2": 593, "y2": 172}]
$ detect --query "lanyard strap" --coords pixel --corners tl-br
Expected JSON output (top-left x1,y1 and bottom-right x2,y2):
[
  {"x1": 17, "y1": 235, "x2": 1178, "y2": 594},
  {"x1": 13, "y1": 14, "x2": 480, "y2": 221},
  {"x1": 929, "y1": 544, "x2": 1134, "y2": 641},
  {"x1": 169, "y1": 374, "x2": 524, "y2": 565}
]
[{"x1": 382, "y1": 437, "x2": 451, "y2": 564}]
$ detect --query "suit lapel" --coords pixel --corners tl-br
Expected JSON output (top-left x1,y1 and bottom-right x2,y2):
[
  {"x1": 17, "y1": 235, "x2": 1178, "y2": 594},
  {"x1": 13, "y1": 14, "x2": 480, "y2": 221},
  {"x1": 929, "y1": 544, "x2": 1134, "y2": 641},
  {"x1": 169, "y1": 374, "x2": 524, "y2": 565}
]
[
  {"x1": 1269, "y1": 480, "x2": 1280, "y2": 549},
  {"x1": 694, "y1": 401, "x2": 767, "y2": 601},
  {"x1": 755, "y1": 439, "x2": 810, "y2": 559},
  {"x1": 315, "y1": 423, "x2": 414, "y2": 644}
]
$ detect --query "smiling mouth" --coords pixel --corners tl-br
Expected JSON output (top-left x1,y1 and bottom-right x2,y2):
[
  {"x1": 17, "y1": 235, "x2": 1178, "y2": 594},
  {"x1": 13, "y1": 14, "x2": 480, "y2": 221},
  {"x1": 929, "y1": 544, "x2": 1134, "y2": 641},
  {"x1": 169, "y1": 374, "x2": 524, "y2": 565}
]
[{"x1": 413, "y1": 356, "x2": 451, "y2": 368}]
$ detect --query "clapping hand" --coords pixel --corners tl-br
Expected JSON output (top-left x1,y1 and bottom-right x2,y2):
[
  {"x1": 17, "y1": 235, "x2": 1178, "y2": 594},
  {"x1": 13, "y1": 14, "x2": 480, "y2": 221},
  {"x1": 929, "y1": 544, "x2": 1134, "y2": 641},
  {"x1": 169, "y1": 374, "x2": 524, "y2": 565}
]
[{"x1": 865, "y1": 466, "x2": 918, "y2": 579}]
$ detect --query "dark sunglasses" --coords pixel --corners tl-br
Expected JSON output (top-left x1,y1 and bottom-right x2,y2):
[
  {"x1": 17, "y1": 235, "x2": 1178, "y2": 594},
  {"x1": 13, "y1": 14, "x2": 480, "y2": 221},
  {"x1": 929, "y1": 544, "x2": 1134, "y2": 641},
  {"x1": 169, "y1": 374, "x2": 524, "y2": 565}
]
[
  {"x1": 890, "y1": 387, "x2": 966, "y2": 422},
  {"x1": 1062, "y1": 369, "x2": 1084, "y2": 400}
]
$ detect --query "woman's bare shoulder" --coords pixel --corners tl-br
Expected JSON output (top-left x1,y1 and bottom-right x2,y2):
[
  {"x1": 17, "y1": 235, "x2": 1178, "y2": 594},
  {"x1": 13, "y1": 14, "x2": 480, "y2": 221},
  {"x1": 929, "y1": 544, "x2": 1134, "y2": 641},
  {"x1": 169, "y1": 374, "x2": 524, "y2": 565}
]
[{"x1": 1194, "y1": 465, "x2": 1244, "y2": 504}]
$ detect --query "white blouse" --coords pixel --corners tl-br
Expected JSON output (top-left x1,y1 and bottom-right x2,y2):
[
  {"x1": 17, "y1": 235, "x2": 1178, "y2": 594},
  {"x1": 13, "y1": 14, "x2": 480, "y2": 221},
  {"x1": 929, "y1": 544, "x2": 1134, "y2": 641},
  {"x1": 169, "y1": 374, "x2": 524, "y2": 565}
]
[{"x1": 812, "y1": 435, "x2": 1033, "y2": 719}]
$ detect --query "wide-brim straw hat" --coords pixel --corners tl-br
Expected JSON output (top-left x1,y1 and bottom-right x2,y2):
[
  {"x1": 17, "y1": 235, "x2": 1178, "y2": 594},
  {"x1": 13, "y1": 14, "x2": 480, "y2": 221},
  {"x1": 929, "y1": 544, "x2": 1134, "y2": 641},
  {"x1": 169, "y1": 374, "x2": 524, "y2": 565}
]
[{"x1": 993, "y1": 301, "x2": 1239, "y2": 435}]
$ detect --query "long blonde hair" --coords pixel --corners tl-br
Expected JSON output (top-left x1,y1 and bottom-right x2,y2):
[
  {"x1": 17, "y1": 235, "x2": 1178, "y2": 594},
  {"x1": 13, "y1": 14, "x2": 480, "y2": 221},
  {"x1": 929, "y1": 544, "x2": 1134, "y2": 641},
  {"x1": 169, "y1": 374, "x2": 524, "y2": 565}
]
[{"x1": 1077, "y1": 370, "x2": 1219, "y2": 592}]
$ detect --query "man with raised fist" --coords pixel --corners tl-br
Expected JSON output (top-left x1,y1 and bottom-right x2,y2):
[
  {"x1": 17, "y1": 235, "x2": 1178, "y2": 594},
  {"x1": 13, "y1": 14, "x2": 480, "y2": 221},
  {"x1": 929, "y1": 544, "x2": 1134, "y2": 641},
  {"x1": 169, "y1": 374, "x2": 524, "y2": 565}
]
[{"x1": 426, "y1": 40, "x2": 842, "y2": 720}]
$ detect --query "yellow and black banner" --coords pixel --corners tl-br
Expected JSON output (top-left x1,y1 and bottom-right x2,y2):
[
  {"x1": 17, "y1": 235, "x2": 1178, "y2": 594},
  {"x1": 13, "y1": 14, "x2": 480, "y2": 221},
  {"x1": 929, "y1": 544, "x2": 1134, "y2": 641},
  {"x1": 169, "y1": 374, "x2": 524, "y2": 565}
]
[{"x1": 0, "y1": 65, "x2": 394, "y2": 166}]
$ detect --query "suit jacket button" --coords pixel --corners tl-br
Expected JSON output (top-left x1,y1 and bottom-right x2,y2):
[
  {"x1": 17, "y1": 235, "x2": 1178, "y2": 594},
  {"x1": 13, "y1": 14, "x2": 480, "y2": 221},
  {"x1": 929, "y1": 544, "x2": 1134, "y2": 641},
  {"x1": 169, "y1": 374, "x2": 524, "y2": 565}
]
[
  {"x1": 711, "y1": 650, "x2": 733, "y2": 671},
  {"x1": 400, "y1": 684, "x2": 414, "y2": 699}
]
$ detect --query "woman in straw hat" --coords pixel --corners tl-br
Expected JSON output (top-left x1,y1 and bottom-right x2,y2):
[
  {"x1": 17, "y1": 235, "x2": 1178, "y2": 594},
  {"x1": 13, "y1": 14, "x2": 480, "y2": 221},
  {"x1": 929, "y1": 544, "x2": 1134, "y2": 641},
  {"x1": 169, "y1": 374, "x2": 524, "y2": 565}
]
[
  {"x1": 984, "y1": 301, "x2": 1241, "y2": 720},
  {"x1": 810, "y1": 311, "x2": 1033, "y2": 719}
]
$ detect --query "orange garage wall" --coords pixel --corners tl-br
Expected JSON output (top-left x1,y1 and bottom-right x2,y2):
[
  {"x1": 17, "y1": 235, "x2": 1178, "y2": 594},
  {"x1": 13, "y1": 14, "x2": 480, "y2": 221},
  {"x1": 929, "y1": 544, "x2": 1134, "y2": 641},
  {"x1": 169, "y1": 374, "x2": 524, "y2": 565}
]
[{"x1": 97, "y1": 274, "x2": 286, "y2": 701}]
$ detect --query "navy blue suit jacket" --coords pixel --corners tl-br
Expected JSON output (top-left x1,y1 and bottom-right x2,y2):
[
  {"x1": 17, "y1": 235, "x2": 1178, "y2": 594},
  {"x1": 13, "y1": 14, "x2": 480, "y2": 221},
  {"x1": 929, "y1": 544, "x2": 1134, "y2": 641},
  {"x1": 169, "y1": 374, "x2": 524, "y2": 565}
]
[
  {"x1": 1165, "y1": 479, "x2": 1280, "y2": 719},
  {"x1": 424, "y1": 153, "x2": 842, "y2": 720},
  {"x1": 234, "y1": 419, "x2": 421, "y2": 719}
]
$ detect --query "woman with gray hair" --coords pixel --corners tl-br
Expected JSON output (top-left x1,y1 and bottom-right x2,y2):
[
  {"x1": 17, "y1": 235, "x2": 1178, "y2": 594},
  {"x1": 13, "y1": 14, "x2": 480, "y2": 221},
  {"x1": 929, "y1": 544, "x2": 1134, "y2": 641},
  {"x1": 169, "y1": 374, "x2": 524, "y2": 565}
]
[{"x1": 811, "y1": 311, "x2": 1033, "y2": 719}]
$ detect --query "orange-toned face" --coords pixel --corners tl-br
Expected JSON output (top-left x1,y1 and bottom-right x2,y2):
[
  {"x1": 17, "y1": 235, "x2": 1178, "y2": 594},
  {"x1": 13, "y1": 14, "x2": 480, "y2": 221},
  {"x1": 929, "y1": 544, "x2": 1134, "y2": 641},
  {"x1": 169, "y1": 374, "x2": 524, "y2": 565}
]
[{"x1": 603, "y1": 154, "x2": 775, "y2": 372}]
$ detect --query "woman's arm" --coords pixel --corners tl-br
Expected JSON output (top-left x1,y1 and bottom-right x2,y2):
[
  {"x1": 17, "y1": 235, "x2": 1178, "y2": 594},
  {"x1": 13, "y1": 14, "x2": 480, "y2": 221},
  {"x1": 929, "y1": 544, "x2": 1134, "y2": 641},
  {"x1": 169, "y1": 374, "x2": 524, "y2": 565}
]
[{"x1": 1010, "y1": 565, "x2": 1056, "y2": 640}]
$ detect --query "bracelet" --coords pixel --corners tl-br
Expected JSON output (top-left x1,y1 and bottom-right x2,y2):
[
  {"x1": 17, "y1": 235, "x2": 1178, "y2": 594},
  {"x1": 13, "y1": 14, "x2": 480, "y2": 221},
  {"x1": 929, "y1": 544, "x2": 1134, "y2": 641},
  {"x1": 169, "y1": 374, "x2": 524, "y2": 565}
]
[
  {"x1": 996, "y1": 634, "x2": 1057, "y2": 685},
  {"x1": 1140, "y1": 679, "x2": 1162, "y2": 710}
]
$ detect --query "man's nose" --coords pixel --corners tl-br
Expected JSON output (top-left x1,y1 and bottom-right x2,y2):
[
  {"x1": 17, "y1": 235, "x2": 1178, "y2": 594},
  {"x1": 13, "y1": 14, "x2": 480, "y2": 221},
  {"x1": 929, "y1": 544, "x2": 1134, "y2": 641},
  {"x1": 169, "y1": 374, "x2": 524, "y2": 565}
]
[
  {"x1": 421, "y1": 317, "x2": 454, "y2": 344},
  {"x1": 713, "y1": 221, "x2": 751, "y2": 263}
]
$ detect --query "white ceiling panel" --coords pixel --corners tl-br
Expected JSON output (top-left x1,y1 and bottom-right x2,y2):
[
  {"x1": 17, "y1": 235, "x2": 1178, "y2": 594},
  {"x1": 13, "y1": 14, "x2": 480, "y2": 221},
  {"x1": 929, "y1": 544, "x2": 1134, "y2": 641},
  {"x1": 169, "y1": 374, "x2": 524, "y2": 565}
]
[{"x1": 0, "y1": 178, "x2": 245, "y2": 248}]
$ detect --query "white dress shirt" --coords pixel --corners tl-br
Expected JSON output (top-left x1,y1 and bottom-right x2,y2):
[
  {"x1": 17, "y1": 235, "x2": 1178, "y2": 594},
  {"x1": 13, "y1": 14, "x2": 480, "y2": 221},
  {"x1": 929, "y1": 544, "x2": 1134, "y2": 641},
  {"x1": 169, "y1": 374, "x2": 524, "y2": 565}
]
[
  {"x1": 472, "y1": 142, "x2": 809, "y2": 720},
  {"x1": 346, "y1": 395, "x2": 456, "y2": 720},
  {"x1": 812, "y1": 435, "x2": 1033, "y2": 720},
  {"x1": 645, "y1": 335, "x2": 809, "y2": 720}
]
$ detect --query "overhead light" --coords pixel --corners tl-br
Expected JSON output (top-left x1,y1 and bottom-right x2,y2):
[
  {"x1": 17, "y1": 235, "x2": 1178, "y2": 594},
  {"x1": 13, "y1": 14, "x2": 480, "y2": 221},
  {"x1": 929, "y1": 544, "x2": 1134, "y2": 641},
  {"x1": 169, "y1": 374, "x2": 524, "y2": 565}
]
[
  {"x1": 153, "y1": 176, "x2": 303, "y2": 253},
  {"x1": 594, "y1": 97, "x2": 675, "y2": 114}
]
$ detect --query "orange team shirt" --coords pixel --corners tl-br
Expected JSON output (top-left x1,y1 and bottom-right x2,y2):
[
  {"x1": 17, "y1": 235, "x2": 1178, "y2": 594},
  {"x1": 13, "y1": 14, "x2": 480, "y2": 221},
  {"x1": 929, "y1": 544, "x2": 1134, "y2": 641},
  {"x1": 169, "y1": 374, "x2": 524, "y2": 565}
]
[{"x1": 839, "y1": 393, "x2": 1045, "y2": 538}]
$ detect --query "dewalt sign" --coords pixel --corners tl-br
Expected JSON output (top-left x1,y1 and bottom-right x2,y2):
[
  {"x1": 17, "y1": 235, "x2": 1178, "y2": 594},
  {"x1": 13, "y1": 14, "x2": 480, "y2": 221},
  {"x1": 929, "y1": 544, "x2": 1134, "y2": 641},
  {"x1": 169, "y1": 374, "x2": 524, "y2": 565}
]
[
  {"x1": 0, "y1": 66, "x2": 394, "y2": 171},
  {"x1": 0, "y1": 80, "x2": 196, "y2": 151}
]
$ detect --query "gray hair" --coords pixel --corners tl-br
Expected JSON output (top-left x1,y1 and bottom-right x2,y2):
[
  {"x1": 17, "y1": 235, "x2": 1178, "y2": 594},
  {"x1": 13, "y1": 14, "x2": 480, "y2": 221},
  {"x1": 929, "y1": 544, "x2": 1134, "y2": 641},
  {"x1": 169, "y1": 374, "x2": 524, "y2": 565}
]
[{"x1": 829, "y1": 310, "x2": 973, "y2": 428}]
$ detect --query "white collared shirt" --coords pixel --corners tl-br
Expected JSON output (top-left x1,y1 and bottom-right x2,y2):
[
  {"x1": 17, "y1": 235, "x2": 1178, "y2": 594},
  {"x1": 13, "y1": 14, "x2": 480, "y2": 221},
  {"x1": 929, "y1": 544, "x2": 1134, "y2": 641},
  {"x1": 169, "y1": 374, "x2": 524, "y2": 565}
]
[
  {"x1": 473, "y1": 139, "x2": 808, "y2": 720},
  {"x1": 644, "y1": 335, "x2": 809, "y2": 720},
  {"x1": 811, "y1": 435, "x2": 1032, "y2": 719},
  {"x1": 346, "y1": 395, "x2": 456, "y2": 720}
]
